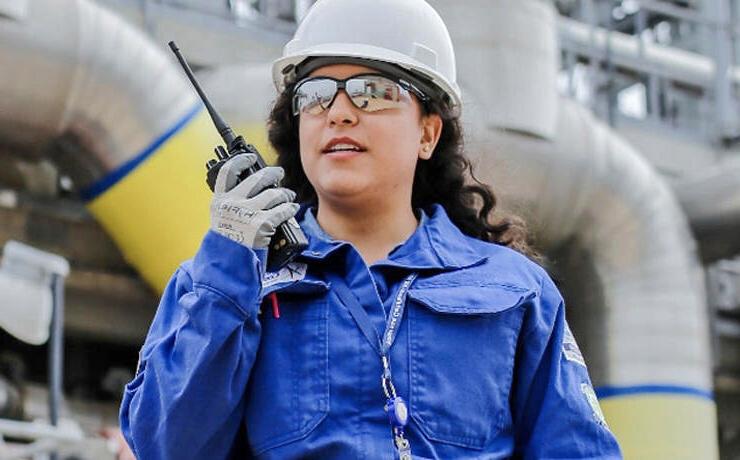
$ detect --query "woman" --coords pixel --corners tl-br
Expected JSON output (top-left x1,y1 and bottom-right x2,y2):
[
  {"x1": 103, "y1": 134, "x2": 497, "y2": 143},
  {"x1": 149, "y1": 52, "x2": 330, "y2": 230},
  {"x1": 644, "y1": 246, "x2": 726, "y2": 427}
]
[{"x1": 120, "y1": 0, "x2": 622, "y2": 458}]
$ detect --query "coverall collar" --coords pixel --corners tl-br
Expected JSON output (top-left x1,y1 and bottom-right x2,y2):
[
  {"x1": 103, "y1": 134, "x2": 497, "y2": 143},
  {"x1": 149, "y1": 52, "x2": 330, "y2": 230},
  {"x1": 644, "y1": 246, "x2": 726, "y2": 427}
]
[{"x1": 297, "y1": 204, "x2": 486, "y2": 271}]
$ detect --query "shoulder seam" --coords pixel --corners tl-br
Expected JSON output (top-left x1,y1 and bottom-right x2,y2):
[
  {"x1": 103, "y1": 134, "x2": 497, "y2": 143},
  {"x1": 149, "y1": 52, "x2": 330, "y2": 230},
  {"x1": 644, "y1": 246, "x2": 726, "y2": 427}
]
[{"x1": 536, "y1": 270, "x2": 545, "y2": 298}]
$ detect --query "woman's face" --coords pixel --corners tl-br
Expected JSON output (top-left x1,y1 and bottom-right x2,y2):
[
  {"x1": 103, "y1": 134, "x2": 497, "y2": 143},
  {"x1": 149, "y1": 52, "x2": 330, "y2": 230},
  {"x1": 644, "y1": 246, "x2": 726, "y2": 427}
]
[{"x1": 297, "y1": 64, "x2": 442, "y2": 210}]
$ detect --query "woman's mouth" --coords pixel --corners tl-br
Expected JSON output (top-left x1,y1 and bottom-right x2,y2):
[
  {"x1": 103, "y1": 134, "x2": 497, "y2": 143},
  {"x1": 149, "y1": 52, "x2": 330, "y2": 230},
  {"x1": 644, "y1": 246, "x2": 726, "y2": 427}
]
[
  {"x1": 323, "y1": 143, "x2": 366, "y2": 154},
  {"x1": 322, "y1": 137, "x2": 368, "y2": 155}
]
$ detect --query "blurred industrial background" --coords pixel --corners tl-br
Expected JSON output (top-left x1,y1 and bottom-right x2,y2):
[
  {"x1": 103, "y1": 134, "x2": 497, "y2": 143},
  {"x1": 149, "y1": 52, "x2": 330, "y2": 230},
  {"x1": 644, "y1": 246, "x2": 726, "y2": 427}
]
[{"x1": 0, "y1": 0, "x2": 739, "y2": 458}]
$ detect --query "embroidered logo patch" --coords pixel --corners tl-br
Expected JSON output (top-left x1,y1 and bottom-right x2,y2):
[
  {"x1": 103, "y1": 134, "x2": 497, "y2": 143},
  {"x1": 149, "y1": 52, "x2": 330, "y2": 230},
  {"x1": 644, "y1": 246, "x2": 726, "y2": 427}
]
[
  {"x1": 262, "y1": 262, "x2": 307, "y2": 288},
  {"x1": 581, "y1": 383, "x2": 608, "y2": 428},
  {"x1": 562, "y1": 322, "x2": 587, "y2": 367}
]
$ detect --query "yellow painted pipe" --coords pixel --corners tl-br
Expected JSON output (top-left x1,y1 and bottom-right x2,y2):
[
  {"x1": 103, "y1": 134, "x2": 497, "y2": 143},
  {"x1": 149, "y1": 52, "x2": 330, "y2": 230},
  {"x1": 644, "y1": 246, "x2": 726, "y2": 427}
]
[
  {"x1": 85, "y1": 107, "x2": 277, "y2": 293},
  {"x1": 599, "y1": 387, "x2": 718, "y2": 460}
]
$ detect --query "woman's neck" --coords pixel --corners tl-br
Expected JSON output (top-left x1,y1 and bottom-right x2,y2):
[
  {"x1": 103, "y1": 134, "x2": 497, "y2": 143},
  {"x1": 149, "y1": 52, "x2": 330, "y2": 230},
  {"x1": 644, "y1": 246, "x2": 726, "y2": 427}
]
[{"x1": 316, "y1": 199, "x2": 419, "y2": 265}]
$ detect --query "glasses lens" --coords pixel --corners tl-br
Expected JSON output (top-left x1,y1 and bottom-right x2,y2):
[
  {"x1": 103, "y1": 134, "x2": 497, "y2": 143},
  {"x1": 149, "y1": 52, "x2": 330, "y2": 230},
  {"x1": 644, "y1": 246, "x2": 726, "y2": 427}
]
[
  {"x1": 292, "y1": 75, "x2": 414, "y2": 115},
  {"x1": 293, "y1": 79, "x2": 338, "y2": 115},
  {"x1": 346, "y1": 75, "x2": 412, "y2": 112}
]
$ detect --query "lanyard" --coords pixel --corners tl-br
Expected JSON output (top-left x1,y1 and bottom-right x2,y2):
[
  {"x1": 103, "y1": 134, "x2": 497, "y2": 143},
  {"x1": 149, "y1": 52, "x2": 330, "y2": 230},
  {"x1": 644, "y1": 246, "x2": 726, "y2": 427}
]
[{"x1": 326, "y1": 271, "x2": 417, "y2": 460}]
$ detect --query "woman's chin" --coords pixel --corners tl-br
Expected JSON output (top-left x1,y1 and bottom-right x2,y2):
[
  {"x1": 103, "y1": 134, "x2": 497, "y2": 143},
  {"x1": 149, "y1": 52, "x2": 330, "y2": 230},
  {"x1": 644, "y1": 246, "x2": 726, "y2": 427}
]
[{"x1": 315, "y1": 180, "x2": 374, "y2": 204}]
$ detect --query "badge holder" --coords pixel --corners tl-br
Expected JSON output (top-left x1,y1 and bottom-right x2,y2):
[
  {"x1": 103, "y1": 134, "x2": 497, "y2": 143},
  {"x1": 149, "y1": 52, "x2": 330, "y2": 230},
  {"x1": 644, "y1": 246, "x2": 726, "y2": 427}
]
[{"x1": 382, "y1": 356, "x2": 412, "y2": 460}]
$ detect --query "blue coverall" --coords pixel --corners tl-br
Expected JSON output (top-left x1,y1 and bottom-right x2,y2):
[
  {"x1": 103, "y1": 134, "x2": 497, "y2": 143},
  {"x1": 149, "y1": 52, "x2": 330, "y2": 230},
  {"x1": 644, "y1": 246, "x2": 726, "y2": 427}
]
[{"x1": 120, "y1": 204, "x2": 622, "y2": 459}]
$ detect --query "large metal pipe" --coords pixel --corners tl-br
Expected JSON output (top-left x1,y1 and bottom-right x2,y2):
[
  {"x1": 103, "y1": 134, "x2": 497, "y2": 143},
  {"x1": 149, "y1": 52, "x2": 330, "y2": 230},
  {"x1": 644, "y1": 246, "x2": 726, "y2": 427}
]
[
  {"x1": 672, "y1": 159, "x2": 740, "y2": 262},
  {"x1": 429, "y1": 0, "x2": 717, "y2": 457},
  {"x1": 0, "y1": 0, "x2": 196, "y2": 188},
  {"x1": 556, "y1": 7, "x2": 740, "y2": 260},
  {"x1": 0, "y1": 0, "x2": 217, "y2": 292},
  {"x1": 436, "y1": 0, "x2": 712, "y2": 381}
]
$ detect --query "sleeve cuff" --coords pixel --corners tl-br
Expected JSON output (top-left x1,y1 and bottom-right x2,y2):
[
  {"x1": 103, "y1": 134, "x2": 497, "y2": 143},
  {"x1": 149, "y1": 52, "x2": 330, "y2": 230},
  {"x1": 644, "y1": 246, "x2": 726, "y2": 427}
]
[{"x1": 190, "y1": 230, "x2": 267, "y2": 315}]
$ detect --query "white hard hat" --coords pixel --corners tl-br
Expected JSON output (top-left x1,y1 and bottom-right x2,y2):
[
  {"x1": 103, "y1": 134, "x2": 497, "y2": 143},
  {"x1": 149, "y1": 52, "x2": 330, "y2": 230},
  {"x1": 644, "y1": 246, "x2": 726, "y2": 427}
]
[{"x1": 272, "y1": 0, "x2": 462, "y2": 115}]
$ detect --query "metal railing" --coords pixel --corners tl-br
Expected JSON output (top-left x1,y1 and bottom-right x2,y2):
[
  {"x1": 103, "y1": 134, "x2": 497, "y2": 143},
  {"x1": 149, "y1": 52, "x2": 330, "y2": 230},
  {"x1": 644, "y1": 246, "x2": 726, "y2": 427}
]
[{"x1": 557, "y1": 0, "x2": 740, "y2": 144}]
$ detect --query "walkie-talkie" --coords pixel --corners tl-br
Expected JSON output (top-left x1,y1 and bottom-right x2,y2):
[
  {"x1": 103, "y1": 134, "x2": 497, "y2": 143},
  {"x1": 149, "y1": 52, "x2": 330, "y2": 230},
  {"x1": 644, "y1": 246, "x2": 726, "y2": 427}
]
[{"x1": 169, "y1": 41, "x2": 308, "y2": 272}]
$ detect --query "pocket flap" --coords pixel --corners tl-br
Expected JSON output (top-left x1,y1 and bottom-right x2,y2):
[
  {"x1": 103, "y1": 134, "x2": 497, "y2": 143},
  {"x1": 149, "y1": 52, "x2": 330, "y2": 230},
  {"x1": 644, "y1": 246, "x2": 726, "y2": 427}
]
[{"x1": 407, "y1": 283, "x2": 533, "y2": 315}]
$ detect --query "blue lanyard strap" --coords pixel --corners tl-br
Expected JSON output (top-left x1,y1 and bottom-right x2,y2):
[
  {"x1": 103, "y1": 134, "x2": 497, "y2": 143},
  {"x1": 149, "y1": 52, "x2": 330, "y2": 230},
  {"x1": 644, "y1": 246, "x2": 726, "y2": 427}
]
[
  {"x1": 326, "y1": 272, "x2": 417, "y2": 358},
  {"x1": 382, "y1": 274, "x2": 417, "y2": 355},
  {"x1": 326, "y1": 270, "x2": 418, "y2": 460}
]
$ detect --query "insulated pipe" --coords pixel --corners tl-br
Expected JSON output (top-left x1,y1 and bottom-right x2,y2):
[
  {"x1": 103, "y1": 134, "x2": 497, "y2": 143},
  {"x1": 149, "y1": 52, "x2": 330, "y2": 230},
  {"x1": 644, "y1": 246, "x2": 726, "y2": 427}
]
[
  {"x1": 559, "y1": 10, "x2": 740, "y2": 265},
  {"x1": 0, "y1": 0, "x2": 220, "y2": 291},
  {"x1": 672, "y1": 160, "x2": 740, "y2": 262},
  {"x1": 468, "y1": 99, "x2": 717, "y2": 458},
  {"x1": 427, "y1": 0, "x2": 718, "y2": 458}
]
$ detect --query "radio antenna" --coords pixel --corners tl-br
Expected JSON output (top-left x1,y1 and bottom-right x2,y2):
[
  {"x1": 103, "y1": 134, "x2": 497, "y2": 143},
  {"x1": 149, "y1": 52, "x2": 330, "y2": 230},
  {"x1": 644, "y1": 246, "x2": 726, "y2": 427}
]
[{"x1": 168, "y1": 40, "x2": 237, "y2": 146}]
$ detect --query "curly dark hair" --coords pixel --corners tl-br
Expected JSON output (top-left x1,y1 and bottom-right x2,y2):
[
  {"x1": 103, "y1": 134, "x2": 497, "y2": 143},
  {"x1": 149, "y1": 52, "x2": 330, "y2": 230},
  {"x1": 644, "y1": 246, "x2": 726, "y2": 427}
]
[{"x1": 267, "y1": 81, "x2": 539, "y2": 260}]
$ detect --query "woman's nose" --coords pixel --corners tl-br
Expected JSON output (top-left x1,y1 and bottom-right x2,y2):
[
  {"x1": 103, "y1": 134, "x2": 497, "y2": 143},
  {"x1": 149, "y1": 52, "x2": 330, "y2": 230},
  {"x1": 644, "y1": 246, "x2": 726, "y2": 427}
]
[{"x1": 326, "y1": 90, "x2": 359, "y2": 126}]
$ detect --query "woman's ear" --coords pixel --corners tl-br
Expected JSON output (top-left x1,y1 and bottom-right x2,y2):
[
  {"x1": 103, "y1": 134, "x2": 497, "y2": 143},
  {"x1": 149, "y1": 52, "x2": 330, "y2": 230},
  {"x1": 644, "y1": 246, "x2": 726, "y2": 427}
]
[{"x1": 419, "y1": 113, "x2": 443, "y2": 160}]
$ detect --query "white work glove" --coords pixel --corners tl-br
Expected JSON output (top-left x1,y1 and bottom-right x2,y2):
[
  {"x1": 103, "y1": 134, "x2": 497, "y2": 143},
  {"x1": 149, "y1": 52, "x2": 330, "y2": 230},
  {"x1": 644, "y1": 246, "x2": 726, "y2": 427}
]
[{"x1": 210, "y1": 154, "x2": 299, "y2": 250}]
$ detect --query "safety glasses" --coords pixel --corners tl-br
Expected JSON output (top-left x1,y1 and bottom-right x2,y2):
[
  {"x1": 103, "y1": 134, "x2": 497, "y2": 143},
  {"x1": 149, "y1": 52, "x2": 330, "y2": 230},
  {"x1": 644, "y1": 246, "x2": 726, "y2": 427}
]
[{"x1": 292, "y1": 73, "x2": 428, "y2": 116}]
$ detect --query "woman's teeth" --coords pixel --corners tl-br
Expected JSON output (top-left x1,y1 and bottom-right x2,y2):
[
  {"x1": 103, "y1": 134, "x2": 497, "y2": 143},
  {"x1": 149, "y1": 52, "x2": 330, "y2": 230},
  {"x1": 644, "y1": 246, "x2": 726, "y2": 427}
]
[{"x1": 326, "y1": 143, "x2": 363, "y2": 152}]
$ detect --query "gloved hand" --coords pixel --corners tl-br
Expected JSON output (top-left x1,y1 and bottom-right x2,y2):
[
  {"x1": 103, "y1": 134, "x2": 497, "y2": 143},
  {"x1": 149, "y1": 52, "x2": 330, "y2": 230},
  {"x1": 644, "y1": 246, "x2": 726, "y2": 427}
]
[{"x1": 210, "y1": 154, "x2": 299, "y2": 250}]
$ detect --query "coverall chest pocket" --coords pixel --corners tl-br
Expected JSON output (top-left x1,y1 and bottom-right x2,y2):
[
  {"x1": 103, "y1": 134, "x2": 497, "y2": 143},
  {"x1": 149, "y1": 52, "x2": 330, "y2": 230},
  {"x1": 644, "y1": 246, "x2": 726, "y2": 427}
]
[
  {"x1": 244, "y1": 292, "x2": 329, "y2": 455},
  {"x1": 407, "y1": 282, "x2": 533, "y2": 451}
]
